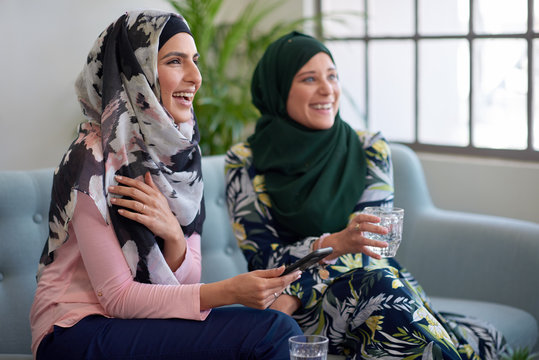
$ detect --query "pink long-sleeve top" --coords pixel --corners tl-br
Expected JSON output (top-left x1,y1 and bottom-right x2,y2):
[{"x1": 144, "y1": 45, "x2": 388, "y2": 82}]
[{"x1": 30, "y1": 192, "x2": 210, "y2": 357}]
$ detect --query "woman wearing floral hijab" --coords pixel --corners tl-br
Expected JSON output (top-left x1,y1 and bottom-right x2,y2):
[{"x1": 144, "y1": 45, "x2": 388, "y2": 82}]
[
  {"x1": 225, "y1": 31, "x2": 507, "y2": 359},
  {"x1": 30, "y1": 10, "x2": 301, "y2": 360}
]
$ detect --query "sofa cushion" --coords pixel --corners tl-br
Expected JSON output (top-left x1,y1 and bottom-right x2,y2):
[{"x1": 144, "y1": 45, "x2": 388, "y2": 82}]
[
  {"x1": 431, "y1": 297, "x2": 539, "y2": 351},
  {"x1": 0, "y1": 169, "x2": 53, "y2": 356}
]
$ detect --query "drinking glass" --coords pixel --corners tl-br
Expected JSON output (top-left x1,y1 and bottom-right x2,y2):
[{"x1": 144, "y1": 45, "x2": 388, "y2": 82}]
[
  {"x1": 362, "y1": 206, "x2": 404, "y2": 257},
  {"x1": 289, "y1": 335, "x2": 328, "y2": 360}
]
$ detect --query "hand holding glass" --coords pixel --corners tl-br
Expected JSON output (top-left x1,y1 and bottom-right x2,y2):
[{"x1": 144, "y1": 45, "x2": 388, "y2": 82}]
[{"x1": 362, "y1": 207, "x2": 404, "y2": 258}]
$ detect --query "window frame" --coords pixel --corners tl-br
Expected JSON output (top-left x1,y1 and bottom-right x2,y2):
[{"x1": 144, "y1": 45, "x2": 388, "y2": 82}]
[{"x1": 316, "y1": 0, "x2": 539, "y2": 162}]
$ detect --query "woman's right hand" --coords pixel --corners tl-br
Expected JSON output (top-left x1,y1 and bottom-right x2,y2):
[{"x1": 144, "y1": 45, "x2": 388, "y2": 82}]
[
  {"x1": 199, "y1": 266, "x2": 301, "y2": 310},
  {"x1": 322, "y1": 213, "x2": 389, "y2": 260}
]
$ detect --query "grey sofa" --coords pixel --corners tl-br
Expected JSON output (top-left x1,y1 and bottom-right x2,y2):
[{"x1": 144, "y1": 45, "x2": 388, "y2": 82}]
[{"x1": 1, "y1": 143, "x2": 538, "y2": 360}]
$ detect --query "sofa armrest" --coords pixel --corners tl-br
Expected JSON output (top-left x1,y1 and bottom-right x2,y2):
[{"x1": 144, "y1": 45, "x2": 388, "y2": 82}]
[
  {"x1": 390, "y1": 143, "x2": 539, "y2": 327},
  {"x1": 396, "y1": 207, "x2": 539, "y2": 323}
]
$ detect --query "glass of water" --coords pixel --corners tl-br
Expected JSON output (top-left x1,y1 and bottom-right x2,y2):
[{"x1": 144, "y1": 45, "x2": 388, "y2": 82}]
[
  {"x1": 289, "y1": 335, "x2": 328, "y2": 360},
  {"x1": 362, "y1": 207, "x2": 404, "y2": 257}
]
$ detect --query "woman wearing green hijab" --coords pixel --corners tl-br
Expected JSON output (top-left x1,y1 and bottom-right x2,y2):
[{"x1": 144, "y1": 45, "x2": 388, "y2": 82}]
[{"x1": 225, "y1": 31, "x2": 506, "y2": 359}]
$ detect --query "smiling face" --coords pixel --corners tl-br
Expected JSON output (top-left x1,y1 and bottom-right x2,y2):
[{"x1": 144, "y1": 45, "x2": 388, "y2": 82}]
[
  {"x1": 157, "y1": 32, "x2": 202, "y2": 124},
  {"x1": 286, "y1": 52, "x2": 340, "y2": 130}
]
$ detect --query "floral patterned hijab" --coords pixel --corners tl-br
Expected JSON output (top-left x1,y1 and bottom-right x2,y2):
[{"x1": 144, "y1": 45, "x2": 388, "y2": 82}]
[{"x1": 37, "y1": 10, "x2": 205, "y2": 285}]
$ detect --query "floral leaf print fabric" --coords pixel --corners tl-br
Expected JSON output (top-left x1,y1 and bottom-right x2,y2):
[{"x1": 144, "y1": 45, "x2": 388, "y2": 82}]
[
  {"x1": 225, "y1": 131, "x2": 506, "y2": 359},
  {"x1": 38, "y1": 10, "x2": 204, "y2": 285}
]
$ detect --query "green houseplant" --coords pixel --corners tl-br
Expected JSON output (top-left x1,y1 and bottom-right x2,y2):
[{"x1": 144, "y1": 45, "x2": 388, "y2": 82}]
[
  {"x1": 502, "y1": 347, "x2": 539, "y2": 360},
  {"x1": 168, "y1": 0, "x2": 318, "y2": 155}
]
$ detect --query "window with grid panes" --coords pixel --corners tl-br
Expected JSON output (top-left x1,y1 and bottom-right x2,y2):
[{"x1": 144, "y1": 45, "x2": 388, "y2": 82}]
[{"x1": 317, "y1": 0, "x2": 539, "y2": 161}]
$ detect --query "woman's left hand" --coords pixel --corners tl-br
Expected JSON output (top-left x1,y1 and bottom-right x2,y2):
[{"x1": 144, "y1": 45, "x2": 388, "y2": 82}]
[
  {"x1": 318, "y1": 213, "x2": 389, "y2": 260},
  {"x1": 108, "y1": 173, "x2": 186, "y2": 269}
]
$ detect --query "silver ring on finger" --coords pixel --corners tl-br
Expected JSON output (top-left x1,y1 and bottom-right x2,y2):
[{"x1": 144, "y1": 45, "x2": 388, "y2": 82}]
[{"x1": 273, "y1": 292, "x2": 279, "y2": 299}]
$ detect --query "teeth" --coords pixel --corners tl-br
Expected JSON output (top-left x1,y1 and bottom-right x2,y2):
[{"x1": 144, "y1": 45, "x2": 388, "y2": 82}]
[
  {"x1": 172, "y1": 92, "x2": 194, "y2": 98},
  {"x1": 313, "y1": 103, "x2": 332, "y2": 110}
]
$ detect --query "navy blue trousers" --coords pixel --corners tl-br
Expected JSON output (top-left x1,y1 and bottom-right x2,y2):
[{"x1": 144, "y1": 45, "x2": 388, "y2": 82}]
[{"x1": 37, "y1": 307, "x2": 302, "y2": 360}]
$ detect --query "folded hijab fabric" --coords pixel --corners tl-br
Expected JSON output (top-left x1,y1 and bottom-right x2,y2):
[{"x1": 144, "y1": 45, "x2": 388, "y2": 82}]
[
  {"x1": 38, "y1": 10, "x2": 205, "y2": 285},
  {"x1": 248, "y1": 31, "x2": 366, "y2": 239}
]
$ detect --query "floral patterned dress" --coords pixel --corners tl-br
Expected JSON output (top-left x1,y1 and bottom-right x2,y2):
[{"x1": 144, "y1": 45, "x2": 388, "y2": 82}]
[{"x1": 225, "y1": 131, "x2": 506, "y2": 360}]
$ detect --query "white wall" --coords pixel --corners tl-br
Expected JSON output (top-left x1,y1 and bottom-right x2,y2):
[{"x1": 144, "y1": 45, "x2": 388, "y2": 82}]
[
  {"x1": 1, "y1": 0, "x2": 538, "y2": 224},
  {"x1": 0, "y1": 0, "x2": 176, "y2": 171},
  {"x1": 418, "y1": 152, "x2": 539, "y2": 224}
]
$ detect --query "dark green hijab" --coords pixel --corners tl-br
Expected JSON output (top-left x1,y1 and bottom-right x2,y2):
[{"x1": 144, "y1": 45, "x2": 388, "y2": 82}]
[{"x1": 248, "y1": 31, "x2": 367, "y2": 239}]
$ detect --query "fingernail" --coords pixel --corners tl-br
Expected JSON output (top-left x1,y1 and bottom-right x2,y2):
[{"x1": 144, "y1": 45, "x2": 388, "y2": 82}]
[
  {"x1": 110, "y1": 197, "x2": 117, "y2": 203},
  {"x1": 115, "y1": 175, "x2": 122, "y2": 180}
]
